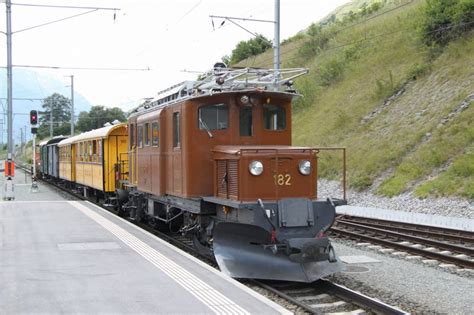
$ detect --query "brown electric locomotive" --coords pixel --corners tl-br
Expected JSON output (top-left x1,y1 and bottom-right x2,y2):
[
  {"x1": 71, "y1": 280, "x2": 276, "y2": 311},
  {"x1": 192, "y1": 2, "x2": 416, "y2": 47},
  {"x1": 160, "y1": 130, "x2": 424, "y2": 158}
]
[{"x1": 119, "y1": 65, "x2": 346, "y2": 282}]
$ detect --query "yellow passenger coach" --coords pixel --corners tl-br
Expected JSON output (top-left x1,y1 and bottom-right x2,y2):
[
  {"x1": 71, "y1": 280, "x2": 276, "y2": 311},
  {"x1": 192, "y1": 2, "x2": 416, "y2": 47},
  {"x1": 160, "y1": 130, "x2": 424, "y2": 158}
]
[{"x1": 58, "y1": 123, "x2": 128, "y2": 193}]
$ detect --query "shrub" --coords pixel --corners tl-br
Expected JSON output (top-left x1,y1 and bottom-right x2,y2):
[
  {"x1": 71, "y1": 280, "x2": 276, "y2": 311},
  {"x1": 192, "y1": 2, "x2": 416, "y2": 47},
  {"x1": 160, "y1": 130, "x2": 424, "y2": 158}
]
[
  {"x1": 319, "y1": 57, "x2": 346, "y2": 86},
  {"x1": 407, "y1": 62, "x2": 432, "y2": 80},
  {"x1": 420, "y1": 0, "x2": 474, "y2": 46}
]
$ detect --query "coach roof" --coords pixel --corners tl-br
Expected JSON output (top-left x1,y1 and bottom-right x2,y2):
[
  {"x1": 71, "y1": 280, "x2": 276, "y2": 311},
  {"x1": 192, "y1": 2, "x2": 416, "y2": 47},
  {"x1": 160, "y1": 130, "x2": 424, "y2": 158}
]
[{"x1": 58, "y1": 123, "x2": 126, "y2": 147}]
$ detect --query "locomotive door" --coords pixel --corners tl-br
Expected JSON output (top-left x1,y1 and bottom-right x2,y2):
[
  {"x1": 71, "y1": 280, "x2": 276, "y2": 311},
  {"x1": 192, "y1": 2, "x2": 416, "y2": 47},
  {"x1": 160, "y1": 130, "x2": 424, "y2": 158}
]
[
  {"x1": 171, "y1": 110, "x2": 182, "y2": 194},
  {"x1": 129, "y1": 121, "x2": 137, "y2": 185},
  {"x1": 239, "y1": 106, "x2": 257, "y2": 145}
]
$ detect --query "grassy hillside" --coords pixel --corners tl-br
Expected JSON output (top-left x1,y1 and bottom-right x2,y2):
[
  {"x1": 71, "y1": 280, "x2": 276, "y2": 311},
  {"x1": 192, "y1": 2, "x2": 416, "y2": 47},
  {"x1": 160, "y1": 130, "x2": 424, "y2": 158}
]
[{"x1": 240, "y1": 0, "x2": 474, "y2": 199}]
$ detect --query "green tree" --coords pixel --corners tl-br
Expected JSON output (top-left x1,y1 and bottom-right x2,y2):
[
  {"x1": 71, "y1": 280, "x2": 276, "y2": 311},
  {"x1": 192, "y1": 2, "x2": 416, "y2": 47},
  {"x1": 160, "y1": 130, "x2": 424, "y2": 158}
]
[
  {"x1": 229, "y1": 34, "x2": 272, "y2": 65},
  {"x1": 38, "y1": 93, "x2": 71, "y2": 139},
  {"x1": 76, "y1": 105, "x2": 126, "y2": 132}
]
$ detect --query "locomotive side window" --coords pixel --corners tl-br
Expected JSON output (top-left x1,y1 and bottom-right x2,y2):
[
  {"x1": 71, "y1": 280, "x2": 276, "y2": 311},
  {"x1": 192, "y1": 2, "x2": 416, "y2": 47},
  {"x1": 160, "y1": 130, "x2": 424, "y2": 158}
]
[
  {"x1": 198, "y1": 103, "x2": 228, "y2": 130},
  {"x1": 138, "y1": 125, "x2": 143, "y2": 148},
  {"x1": 240, "y1": 106, "x2": 253, "y2": 136},
  {"x1": 263, "y1": 104, "x2": 286, "y2": 130},
  {"x1": 173, "y1": 112, "x2": 180, "y2": 148},
  {"x1": 130, "y1": 123, "x2": 135, "y2": 148},
  {"x1": 152, "y1": 122, "x2": 159, "y2": 147},
  {"x1": 144, "y1": 123, "x2": 151, "y2": 146}
]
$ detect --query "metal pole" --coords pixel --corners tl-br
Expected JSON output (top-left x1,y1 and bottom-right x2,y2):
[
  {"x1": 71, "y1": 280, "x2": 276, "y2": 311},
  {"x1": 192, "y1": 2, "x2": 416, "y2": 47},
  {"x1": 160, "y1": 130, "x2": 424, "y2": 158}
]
[
  {"x1": 70, "y1": 75, "x2": 74, "y2": 135},
  {"x1": 20, "y1": 127, "x2": 23, "y2": 154},
  {"x1": 32, "y1": 135, "x2": 35, "y2": 174},
  {"x1": 6, "y1": 0, "x2": 13, "y2": 160},
  {"x1": 50, "y1": 106, "x2": 53, "y2": 137},
  {"x1": 273, "y1": 0, "x2": 280, "y2": 90}
]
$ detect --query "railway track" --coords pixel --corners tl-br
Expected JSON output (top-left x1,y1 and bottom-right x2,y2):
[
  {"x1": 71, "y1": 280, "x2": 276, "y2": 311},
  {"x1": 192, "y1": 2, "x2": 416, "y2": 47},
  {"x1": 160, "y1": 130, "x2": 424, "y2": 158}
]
[
  {"x1": 251, "y1": 279, "x2": 407, "y2": 314},
  {"x1": 332, "y1": 215, "x2": 474, "y2": 269},
  {"x1": 21, "y1": 165, "x2": 408, "y2": 313}
]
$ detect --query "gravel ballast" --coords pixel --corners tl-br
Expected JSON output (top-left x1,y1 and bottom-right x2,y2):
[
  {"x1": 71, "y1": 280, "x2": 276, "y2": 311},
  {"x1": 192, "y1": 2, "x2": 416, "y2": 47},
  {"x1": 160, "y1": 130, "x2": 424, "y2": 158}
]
[{"x1": 330, "y1": 241, "x2": 474, "y2": 314}]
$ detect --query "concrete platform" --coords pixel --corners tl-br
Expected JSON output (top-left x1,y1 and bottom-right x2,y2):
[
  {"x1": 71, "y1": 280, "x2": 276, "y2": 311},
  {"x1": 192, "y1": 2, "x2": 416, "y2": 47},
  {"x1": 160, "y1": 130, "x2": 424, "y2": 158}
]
[
  {"x1": 337, "y1": 205, "x2": 474, "y2": 232},
  {"x1": 0, "y1": 199, "x2": 290, "y2": 314}
]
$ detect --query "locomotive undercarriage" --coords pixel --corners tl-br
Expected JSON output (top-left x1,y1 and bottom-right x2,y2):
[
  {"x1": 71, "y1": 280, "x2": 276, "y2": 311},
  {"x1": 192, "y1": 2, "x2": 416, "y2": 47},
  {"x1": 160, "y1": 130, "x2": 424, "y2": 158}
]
[{"x1": 118, "y1": 189, "x2": 345, "y2": 282}]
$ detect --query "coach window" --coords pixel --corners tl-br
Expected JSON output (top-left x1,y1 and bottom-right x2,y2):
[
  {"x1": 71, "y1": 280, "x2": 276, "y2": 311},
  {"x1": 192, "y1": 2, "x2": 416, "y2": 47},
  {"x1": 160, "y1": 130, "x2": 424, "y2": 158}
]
[
  {"x1": 88, "y1": 141, "x2": 93, "y2": 162},
  {"x1": 92, "y1": 140, "x2": 97, "y2": 162},
  {"x1": 138, "y1": 125, "x2": 143, "y2": 148},
  {"x1": 173, "y1": 112, "x2": 180, "y2": 148},
  {"x1": 152, "y1": 122, "x2": 159, "y2": 147},
  {"x1": 240, "y1": 106, "x2": 253, "y2": 136},
  {"x1": 263, "y1": 104, "x2": 286, "y2": 130},
  {"x1": 97, "y1": 140, "x2": 102, "y2": 160},
  {"x1": 79, "y1": 143, "x2": 83, "y2": 161},
  {"x1": 198, "y1": 103, "x2": 228, "y2": 130}
]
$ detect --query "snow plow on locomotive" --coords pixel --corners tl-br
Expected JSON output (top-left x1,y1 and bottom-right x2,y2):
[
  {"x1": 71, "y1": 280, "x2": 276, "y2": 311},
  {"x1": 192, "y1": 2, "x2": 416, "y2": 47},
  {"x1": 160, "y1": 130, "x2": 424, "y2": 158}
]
[{"x1": 116, "y1": 65, "x2": 347, "y2": 282}]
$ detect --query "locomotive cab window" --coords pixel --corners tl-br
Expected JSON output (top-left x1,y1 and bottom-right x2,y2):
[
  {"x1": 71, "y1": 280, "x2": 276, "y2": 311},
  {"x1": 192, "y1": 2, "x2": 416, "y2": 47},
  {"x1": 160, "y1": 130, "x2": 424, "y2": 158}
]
[
  {"x1": 198, "y1": 103, "x2": 228, "y2": 130},
  {"x1": 263, "y1": 104, "x2": 286, "y2": 130}
]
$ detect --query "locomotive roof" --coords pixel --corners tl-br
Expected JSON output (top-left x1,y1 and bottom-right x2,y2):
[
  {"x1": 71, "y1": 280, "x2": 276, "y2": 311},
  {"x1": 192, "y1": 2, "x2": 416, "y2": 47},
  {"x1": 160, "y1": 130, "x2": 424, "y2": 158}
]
[
  {"x1": 129, "y1": 67, "x2": 308, "y2": 117},
  {"x1": 58, "y1": 123, "x2": 126, "y2": 146}
]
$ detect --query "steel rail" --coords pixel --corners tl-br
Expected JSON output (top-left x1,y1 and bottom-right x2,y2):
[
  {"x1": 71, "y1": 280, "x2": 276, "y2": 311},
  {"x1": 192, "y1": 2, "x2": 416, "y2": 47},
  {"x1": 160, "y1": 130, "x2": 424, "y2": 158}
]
[
  {"x1": 340, "y1": 219, "x2": 474, "y2": 245},
  {"x1": 317, "y1": 279, "x2": 408, "y2": 315},
  {"x1": 331, "y1": 226, "x2": 474, "y2": 269},
  {"x1": 335, "y1": 220, "x2": 474, "y2": 256},
  {"x1": 251, "y1": 280, "x2": 322, "y2": 314},
  {"x1": 338, "y1": 215, "x2": 474, "y2": 240},
  {"x1": 252, "y1": 279, "x2": 408, "y2": 315}
]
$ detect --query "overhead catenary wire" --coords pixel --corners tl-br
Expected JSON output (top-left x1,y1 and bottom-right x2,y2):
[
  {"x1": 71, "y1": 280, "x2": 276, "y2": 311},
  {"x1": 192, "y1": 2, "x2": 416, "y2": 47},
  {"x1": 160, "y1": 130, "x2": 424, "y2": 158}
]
[
  {"x1": 13, "y1": 9, "x2": 99, "y2": 34},
  {"x1": 0, "y1": 65, "x2": 151, "y2": 71},
  {"x1": 4, "y1": 2, "x2": 119, "y2": 11},
  {"x1": 252, "y1": 19, "x2": 474, "y2": 68},
  {"x1": 244, "y1": 0, "x2": 417, "y2": 68}
]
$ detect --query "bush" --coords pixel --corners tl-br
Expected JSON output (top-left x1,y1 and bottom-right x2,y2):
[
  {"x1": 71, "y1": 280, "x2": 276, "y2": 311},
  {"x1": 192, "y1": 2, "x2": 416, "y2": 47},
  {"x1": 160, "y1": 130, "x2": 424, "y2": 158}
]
[
  {"x1": 319, "y1": 57, "x2": 346, "y2": 86},
  {"x1": 420, "y1": 0, "x2": 474, "y2": 46},
  {"x1": 407, "y1": 62, "x2": 432, "y2": 80},
  {"x1": 297, "y1": 23, "x2": 334, "y2": 60}
]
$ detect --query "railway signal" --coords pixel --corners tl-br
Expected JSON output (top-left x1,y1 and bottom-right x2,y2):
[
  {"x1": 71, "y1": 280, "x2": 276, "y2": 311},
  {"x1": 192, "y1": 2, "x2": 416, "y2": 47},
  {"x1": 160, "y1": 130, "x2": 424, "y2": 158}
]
[
  {"x1": 29, "y1": 110, "x2": 39, "y2": 192},
  {"x1": 30, "y1": 110, "x2": 38, "y2": 125}
]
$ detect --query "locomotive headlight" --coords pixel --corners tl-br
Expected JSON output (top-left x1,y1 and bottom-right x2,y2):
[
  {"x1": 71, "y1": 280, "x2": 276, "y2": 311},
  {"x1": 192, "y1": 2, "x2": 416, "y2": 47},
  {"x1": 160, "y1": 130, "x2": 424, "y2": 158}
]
[
  {"x1": 249, "y1": 160, "x2": 263, "y2": 176},
  {"x1": 298, "y1": 160, "x2": 311, "y2": 175},
  {"x1": 240, "y1": 95, "x2": 249, "y2": 104}
]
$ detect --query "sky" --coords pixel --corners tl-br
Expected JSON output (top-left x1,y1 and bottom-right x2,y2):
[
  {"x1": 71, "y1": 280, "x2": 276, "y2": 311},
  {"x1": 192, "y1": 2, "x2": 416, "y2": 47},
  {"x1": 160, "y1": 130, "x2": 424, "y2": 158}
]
[{"x1": 1, "y1": 0, "x2": 350, "y2": 111}]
